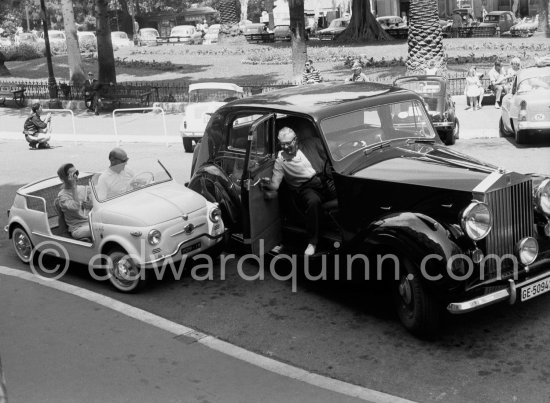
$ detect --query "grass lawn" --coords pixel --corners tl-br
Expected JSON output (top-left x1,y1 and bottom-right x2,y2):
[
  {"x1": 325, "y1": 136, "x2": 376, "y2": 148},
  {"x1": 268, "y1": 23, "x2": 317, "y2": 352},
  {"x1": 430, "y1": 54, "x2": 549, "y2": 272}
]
[{"x1": 3, "y1": 34, "x2": 550, "y2": 85}]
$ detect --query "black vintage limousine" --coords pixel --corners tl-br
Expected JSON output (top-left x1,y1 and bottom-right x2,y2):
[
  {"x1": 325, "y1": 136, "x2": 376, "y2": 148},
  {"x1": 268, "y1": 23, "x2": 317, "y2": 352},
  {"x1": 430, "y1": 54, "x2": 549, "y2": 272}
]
[{"x1": 188, "y1": 81, "x2": 550, "y2": 337}]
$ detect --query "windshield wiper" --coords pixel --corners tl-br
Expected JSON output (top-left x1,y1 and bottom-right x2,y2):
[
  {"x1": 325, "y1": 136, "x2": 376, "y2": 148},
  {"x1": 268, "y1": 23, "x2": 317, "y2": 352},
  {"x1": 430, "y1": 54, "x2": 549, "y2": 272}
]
[
  {"x1": 406, "y1": 138, "x2": 436, "y2": 144},
  {"x1": 364, "y1": 140, "x2": 392, "y2": 155}
]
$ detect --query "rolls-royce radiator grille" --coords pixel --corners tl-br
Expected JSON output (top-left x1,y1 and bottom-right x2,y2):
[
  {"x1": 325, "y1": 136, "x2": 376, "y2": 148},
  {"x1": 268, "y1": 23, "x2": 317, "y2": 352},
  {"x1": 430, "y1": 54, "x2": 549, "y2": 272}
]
[{"x1": 483, "y1": 180, "x2": 533, "y2": 277}]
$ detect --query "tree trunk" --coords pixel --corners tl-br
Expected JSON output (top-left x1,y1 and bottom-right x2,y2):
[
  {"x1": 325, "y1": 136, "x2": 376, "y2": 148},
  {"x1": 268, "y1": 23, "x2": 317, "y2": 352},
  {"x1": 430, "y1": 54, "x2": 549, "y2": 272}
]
[
  {"x1": 239, "y1": 0, "x2": 248, "y2": 22},
  {"x1": 118, "y1": 0, "x2": 134, "y2": 36},
  {"x1": 265, "y1": 0, "x2": 274, "y2": 30},
  {"x1": 96, "y1": 0, "x2": 117, "y2": 84},
  {"x1": 219, "y1": 0, "x2": 239, "y2": 30},
  {"x1": 338, "y1": 0, "x2": 392, "y2": 41},
  {"x1": 289, "y1": 0, "x2": 307, "y2": 83},
  {"x1": 538, "y1": 0, "x2": 548, "y2": 34},
  {"x1": 406, "y1": 0, "x2": 447, "y2": 75},
  {"x1": 0, "y1": 51, "x2": 11, "y2": 77},
  {"x1": 61, "y1": 0, "x2": 85, "y2": 84}
]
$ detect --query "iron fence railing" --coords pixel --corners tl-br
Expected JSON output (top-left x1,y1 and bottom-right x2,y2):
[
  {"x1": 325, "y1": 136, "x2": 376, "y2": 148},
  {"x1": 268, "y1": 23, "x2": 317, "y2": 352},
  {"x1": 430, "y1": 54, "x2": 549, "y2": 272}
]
[{"x1": 0, "y1": 73, "x2": 491, "y2": 104}]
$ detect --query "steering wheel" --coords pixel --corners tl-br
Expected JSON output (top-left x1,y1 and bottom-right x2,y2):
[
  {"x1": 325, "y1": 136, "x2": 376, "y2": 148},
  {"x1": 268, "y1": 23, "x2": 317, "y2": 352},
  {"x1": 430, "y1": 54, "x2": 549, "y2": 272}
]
[{"x1": 130, "y1": 172, "x2": 154, "y2": 188}]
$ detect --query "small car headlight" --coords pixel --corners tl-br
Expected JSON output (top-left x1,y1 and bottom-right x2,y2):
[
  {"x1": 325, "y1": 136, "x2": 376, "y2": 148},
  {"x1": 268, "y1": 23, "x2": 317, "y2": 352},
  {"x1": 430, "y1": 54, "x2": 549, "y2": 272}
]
[
  {"x1": 517, "y1": 237, "x2": 538, "y2": 265},
  {"x1": 209, "y1": 207, "x2": 221, "y2": 223},
  {"x1": 461, "y1": 201, "x2": 493, "y2": 241},
  {"x1": 148, "y1": 229, "x2": 161, "y2": 245},
  {"x1": 535, "y1": 178, "x2": 550, "y2": 215}
]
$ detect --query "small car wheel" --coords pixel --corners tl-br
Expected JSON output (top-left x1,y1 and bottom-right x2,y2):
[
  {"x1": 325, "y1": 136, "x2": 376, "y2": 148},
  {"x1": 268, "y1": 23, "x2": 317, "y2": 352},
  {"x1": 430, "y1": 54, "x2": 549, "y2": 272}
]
[
  {"x1": 183, "y1": 138, "x2": 194, "y2": 153},
  {"x1": 106, "y1": 249, "x2": 146, "y2": 293},
  {"x1": 393, "y1": 258, "x2": 440, "y2": 338},
  {"x1": 12, "y1": 226, "x2": 34, "y2": 264}
]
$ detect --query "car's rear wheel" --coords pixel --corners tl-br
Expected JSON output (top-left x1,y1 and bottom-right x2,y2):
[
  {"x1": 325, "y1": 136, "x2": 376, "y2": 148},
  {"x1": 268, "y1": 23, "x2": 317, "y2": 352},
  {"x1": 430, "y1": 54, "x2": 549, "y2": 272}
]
[
  {"x1": 393, "y1": 257, "x2": 440, "y2": 338},
  {"x1": 12, "y1": 226, "x2": 33, "y2": 263},
  {"x1": 183, "y1": 138, "x2": 194, "y2": 153},
  {"x1": 106, "y1": 248, "x2": 147, "y2": 293}
]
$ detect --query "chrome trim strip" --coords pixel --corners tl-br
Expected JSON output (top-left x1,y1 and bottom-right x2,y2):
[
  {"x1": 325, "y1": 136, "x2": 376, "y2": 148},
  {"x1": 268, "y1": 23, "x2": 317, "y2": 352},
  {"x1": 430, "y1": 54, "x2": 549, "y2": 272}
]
[
  {"x1": 473, "y1": 171, "x2": 503, "y2": 194},
  {"x1": 32, "y1": 231, "x2": 94, "y2": 247},
  {"x1": 448, "y1": 270, "x2": 550, "y2": 313},
  {"x1": 170, "y1": 222, "x2": 205, "y2": 237},
  {"x1": 518, "y1": 121, "x2": 550, "y2": 130}
]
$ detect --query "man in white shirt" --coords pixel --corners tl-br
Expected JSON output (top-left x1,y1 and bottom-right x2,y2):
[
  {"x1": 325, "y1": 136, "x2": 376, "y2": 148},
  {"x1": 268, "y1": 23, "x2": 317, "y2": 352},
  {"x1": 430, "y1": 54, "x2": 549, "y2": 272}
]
[
  {"x1": 262, "y1": 127, "x2": 335, "y2": 256},
  {"x1": 488, "y1": 61, "x2": 507, "y2": 109},
  {"x1": 96, "y1": 147, "x2": 134, "y2": 200}
]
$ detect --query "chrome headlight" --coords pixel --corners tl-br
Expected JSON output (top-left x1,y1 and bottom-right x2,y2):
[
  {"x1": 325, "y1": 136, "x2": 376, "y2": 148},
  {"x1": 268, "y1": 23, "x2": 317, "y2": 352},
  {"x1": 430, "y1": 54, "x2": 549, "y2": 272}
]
[
  {"x1": 461, "y1": 201, "x2": 493, "y2": 241},
  {"x1": 147, "y1": 229, "x2": 161, "y2": 245},
  {"x1": 517, "y1": 237, "x2": 538, "y2": 265},
  {"x1": 209, "y1": 207, "x2": 221, "y2": 223},
  {"x1": 535, "y1": 178, "x2": 550, "y2": 215}
]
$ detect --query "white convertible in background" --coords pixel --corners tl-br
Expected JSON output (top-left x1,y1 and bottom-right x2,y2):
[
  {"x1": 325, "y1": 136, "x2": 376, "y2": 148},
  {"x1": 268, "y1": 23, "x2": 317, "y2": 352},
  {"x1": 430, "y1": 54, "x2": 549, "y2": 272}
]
[
  {"x1": 6, "y1": 160, "x2": 225, "y2": 292},
  {"x1": 179, "y1": 82, "x2": 244, "y2": 152}
]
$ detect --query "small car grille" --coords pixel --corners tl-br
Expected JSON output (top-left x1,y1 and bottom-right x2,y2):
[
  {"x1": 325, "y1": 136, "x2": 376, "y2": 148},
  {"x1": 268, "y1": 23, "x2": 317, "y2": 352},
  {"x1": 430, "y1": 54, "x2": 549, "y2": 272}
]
[{"x1": 483, "y1": 180, "x2": 533, "y2": 278}]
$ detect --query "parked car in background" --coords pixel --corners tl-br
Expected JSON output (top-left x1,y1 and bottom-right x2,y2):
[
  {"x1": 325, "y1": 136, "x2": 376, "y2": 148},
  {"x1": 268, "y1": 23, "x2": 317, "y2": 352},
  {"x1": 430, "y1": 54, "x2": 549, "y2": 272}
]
[
  {"x1": 40, "y1": 30, "x2": 66, "y2": 47},
  {"x1": 189, "y1": 81, "x2": 550, "y2": 337},
  {"x1": 136, "y1": 28, "x2": 159, "y2": 46},
  {"x1": 111, "y1": 31, "x2": 133, "y2": 48},
  {"x1": 14, "y1": 32, "x2": 44, "y2": 51},
  {"x1": 377, "y1": 16, "x2": 407, "y2": 29},
  {"x1": 0, "y1": 36, "x2": 13, "y2": 48},
  {"x1": 479, "y1": 11, "x2": 517, "y2": 34},
  {"x1": 238, "y1": 20, "x2": 253, "y2": 34},
  {"x1": 317, "y1": 17, "x2": 350, "y2": 40},
  {"x1": 510, "y1": 15, "x2": 539, "y2": 37},
  {"x1": 500, "y1": 64, "x2": 550, "y2": 144},
  {"x1": 203, "y1": 24, "x2": 221, "y2": 44},
  {"x1": 393, "y1": 75, "x2": 459, "y2": 145},
  {"x1": 274, "y1": 25, "x2": 291, "y2": 41},
  {"x1": 243, "y1": 23, "x2": 274, "y2": 43},
  {"x1": 159, "y1": 25, "x2": 203, "y2": 44},
  {"x1": 77, "y1": 31, "x2": 96, "y2": 51},
  {"x1": 6, "y1": 160, "x2": 226, "y2": 293},
  {"x1": 180, "y1": 82, "x2": 244, "y2": 152}
]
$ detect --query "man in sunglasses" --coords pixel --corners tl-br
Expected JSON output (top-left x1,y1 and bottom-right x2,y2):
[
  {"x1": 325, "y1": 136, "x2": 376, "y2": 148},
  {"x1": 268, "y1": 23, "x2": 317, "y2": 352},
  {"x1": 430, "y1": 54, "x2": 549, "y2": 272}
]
[
  {"x1": 56, "y1": 163, "x2": 92, "y2": 239},
  {"x1": 262, "y1": 127, "x2": 335, "y2": 257},
  {"x1": 301, "y1": 59, "x2": 322, "y2": 85},
  {"x1": 96, "y1": 147, "x2": 135, "y2": 200}
]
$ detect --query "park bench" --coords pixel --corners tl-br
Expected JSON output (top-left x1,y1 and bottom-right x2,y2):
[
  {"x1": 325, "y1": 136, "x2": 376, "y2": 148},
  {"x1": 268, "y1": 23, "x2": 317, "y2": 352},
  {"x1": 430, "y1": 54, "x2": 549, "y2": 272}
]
[
  {"x1": 93, "y1": 84, "x2": 155, "y2": 113},
  {"x1": 0, "y1": 85, "x2": 25, "y2": 107}
]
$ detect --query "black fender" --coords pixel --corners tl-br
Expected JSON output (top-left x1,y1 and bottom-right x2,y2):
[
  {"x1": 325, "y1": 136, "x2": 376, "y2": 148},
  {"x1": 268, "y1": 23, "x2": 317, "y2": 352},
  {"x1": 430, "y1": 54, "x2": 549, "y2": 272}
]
[
  {"x1": 188, "y1": 163, "x2": 242, "y2": 231},
  {"x1": 359, "y1": 211, "x2": 464, "y2": 294}
]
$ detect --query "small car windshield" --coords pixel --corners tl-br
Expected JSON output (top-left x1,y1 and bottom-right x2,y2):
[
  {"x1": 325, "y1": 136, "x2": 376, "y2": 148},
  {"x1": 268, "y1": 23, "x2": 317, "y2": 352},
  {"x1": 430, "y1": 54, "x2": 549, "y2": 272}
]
[
  {"x1": 517, "y1": 76, "x2": 550, "y2": 93},
  {"x1": 50, "y1": 33, "x2": 64, "y2": 40},
  {"x1": 485, "y1": 15, "x2": 500, "y2": 22},
  {"x1": 112, "y1": 32, "x2": 128, "y2": 39},
  {"x1": 172, "y1": 27, "x2": 193, "y2": 36},
  {"x1": 396, "y1": 80, "x2": 443, "y2": 96},
  {"x1": 189, "y1": 88, "x2": 241, "y2": 103},
  {"x1": 91, "y1": 160, "x2": 172, "y2": 202},
  {"x1": 321, "y1": 99, "x2": 436, "y2": 161}
]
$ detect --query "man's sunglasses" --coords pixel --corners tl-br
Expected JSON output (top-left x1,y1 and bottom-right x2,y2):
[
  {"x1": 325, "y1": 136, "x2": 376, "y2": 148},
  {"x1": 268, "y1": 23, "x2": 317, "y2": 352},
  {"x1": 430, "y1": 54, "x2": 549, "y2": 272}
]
[
  {"x1": 114, "y1": 157, "x2": 129, "y2": 163},
  {"x1": 70, "y1": 170, "x2": 79, "y2": 178}
]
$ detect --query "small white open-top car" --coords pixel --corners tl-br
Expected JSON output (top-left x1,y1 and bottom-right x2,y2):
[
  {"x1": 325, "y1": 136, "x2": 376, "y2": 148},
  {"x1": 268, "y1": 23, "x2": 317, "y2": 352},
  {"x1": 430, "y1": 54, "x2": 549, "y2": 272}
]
[{"x1": 6, "y1": 160, "x2": 225, "y2": 292}]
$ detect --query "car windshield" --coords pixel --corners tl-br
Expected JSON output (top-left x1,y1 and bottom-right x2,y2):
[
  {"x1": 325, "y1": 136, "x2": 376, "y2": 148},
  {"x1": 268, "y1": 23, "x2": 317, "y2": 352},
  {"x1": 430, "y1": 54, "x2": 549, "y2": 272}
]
[
  {"x1": 189, "y1": 88, "x2": 241, "y2": 103},
  {"x1": 485, "y1": 15, "x2": 500, "y2": 22},
  {"x1": 395, "y1": 80, "x2": 443, "y2": 96},
  {"x1": 141, "y1": 30, "x2": 158, "y2": 38},
  {"x1": 50, "y1": 32, "x2": 64, "y2": 40},
  {"x1": 207, "y1": 26, "x2": 220, "y2": 34},
  {"x1": 91, "y1": 160, "x2": 172, "y2": 203},
  {"x1": 112, "y1": 32, "x2": 128, "y2": 39},
  {"x1": 517, "y1": 76, "x2": 550, "y2": 93},
  {"x1": 172, "y1": 27, "x2": 193, "y2": 35},
  {"x1": 320, "y1": 99, "x2": 436, "y2": 161},
  {"x1": 19, "y1": 34, "x2": 35, "y2": 41}
]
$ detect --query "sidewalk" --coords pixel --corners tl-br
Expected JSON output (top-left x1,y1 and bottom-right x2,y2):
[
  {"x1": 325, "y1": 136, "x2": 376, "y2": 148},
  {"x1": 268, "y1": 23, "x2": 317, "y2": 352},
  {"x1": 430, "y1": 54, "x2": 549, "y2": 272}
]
[
  {"x1": 0, "y1": 267, "x2": 414, "y2": 403},
  {"x1": 0, "y1": 95, "x2": 500, "y2": 145}
]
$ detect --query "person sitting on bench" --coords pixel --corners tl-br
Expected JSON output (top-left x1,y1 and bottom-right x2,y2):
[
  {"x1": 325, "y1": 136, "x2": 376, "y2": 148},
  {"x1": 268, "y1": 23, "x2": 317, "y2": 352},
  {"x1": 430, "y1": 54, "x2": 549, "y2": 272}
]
[
  {"x1": 23, "y1": 103, "x2": 51, "y2": 149},
  {"x1": 56, "y1": 163, "x2": 92, "y2": 240}
]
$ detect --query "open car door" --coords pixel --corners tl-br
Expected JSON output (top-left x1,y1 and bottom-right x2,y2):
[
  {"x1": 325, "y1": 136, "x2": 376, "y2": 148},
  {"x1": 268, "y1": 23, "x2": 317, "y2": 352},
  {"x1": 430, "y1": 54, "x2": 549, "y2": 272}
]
[{"x1": 241, "y1": 113, "x2": 281, "y2": 255}]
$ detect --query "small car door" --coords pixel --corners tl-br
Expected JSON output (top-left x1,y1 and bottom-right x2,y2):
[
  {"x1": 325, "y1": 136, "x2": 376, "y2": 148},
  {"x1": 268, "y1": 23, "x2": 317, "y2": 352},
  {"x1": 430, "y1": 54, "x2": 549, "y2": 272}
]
[{"x1": 240, "y1": 113, "x2": 281, "y2": 255}]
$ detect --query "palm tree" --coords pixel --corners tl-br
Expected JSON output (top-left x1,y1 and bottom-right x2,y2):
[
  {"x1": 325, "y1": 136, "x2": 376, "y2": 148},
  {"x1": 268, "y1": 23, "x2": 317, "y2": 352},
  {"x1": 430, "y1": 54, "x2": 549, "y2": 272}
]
[
  {"x1": 406, "y1": 0, "x2": 446, "y2": 75},
  {"x1": 339, "y1": 0, "x2": 391, "y2": 41},
  {"x1": 219, "y1": 0, "x2": 239, "y2": 30},
  {"x1": 61, "y1": 0, "x2": 85, "y2": 84},
  {"x1": 95, "y1": 0, "x2": 116, "y2": 84},
  {"x1": 288, "y1": 0, "x2": 307, "y2": 82}
]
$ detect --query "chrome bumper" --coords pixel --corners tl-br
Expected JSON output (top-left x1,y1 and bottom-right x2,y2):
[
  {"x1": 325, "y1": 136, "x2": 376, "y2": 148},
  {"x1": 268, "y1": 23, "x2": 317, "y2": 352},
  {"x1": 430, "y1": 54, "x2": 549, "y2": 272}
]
[
  {"x1": 518, "y1": 121, "x2": 550, "y2": 131},
  {"x1": 448, "y1": 265, "x2": 550, "y2": 313}
]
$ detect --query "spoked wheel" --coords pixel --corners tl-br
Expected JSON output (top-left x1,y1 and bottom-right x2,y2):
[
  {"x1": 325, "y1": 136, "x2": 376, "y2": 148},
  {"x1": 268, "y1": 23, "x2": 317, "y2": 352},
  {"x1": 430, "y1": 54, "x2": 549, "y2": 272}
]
[
  {"x1": 106, "y1": 248, "x2": 147, "y2": 293},
  {"x1": 393, "y1": 257, "x2": 440, "y2": 338},
  {"x1": 12, "y1": 227, "x2": 34, "y2": 263}
]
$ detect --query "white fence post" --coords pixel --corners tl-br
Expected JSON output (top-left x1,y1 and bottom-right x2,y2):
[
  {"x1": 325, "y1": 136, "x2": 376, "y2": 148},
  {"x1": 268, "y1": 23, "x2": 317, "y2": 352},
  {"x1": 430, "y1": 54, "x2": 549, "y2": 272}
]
[
  {"x1": 112, "y1": 106, "x2": 168, "y2": 146},
  {"x1": 42, "y1": 108, "x2": 77, "y2": 145}
]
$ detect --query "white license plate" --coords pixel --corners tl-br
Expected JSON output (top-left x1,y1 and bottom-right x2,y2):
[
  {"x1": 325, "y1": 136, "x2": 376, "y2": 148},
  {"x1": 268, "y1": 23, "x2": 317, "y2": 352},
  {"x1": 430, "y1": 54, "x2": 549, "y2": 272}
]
[
  {"x1": 520, "y1": 277, "x2": 550, "y2": 301},
  {"x1": 181, "y1": 241, "x2": 201, "y2": 255}
]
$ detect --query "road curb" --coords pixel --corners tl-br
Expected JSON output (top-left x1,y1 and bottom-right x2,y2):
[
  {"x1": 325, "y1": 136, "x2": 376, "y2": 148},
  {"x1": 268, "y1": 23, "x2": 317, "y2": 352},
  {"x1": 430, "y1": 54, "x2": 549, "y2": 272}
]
[{"x1": 0, "y1": 266, "x2": 416, "y2": 403}]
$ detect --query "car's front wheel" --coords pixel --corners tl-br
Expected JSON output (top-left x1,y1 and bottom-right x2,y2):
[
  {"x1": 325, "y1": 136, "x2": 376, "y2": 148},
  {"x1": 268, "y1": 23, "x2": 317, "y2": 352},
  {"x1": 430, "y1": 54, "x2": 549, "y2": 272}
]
[
  {"x1": 183, "y1": 138, "x2": 194, "y2": 153},
  {"x1": 106, "y1": 248, "x2": 147, "y2": 293},
  {"x1": 12, "y1": 226, "x2": 33, "y2": 263},
  {"x1": 393, "y1": 257, "x2": 440, "y2": 338}
]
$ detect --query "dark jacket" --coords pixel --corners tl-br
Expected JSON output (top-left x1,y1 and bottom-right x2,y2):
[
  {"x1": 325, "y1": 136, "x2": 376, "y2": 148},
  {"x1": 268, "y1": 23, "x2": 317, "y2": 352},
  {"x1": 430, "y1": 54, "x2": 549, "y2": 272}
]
[{"x1": 23, "y1": 112, "x2": 47, "y2": 134}]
